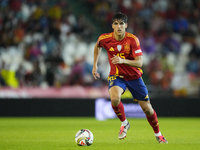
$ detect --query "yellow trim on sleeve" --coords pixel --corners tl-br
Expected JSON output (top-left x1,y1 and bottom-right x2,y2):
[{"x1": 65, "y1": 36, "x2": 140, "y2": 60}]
[
  {"x1": 98, "y1": 33, "x2": 112, "y2": 42},
  {"x1": 127, "y1": 33, "x2": 140, "y2": 46}
]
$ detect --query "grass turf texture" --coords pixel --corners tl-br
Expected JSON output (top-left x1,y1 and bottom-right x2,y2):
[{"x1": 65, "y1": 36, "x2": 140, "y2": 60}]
[{"x1": 0, "y1": 117, "x2": 200, "y2": 150}]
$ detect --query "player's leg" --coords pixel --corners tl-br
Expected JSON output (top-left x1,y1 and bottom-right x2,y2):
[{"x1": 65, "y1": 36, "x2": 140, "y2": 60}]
[
  {"x1": 109, "y1": 85, "x2": 125, "y2": 120},
  {"x1": 138, "y1": 100, "x2": 168, "y2": 143},
  {"x1": 108, "y1": 76, "x2": 130, "y2": 139},
  {"x1": 127, "y1": 77, "x2": 168, "y2": 143},
  {"x1": 138, "y1": 100, "x2": 159, "y2": 133},
  {"x1": 109, "y1": 86, "x2": 130, "y2": 139}
]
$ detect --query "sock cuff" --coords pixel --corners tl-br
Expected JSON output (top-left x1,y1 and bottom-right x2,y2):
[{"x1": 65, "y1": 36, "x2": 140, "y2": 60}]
[
  {"x1": 147, "y1": 110, "x2": 157, "y2": 119},
  {"x1": 112, "y1": 101, "x2": 122, "y2": 108},
  {"x1": 154, "y1": 132, "x2": 162, "y2": 136}
]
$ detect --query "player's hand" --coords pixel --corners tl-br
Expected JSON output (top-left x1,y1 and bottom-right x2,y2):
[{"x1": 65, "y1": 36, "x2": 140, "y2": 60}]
[
  {"x1": 92, "y1": 67, "x2": 100, "y2": 80},
  {"x1": 111, "y1": 55, "x2": 124, "y2": 64}
]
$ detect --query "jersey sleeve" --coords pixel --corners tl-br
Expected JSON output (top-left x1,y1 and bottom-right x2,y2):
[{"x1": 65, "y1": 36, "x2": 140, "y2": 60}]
[
  {"x1": 131, "y1": 35, "x2": 143, "y2": 57},
  {"x1": 97, "y1": 34, "x2": 105, "y2": 47},
  {"x1": 97, "y1": 33, "x2": 113, "y2": 48},
  {"x1": 97, "y1": 36, "x2": 102, "y2": 47}
]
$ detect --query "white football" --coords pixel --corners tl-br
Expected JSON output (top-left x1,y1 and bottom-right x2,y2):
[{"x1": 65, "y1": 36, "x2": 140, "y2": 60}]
[{"x1": 75, "y1": 129, "x2": 94, "y2": 146}]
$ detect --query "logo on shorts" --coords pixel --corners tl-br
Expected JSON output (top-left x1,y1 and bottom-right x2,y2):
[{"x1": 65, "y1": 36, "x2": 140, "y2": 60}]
[
  {"x1": 145, "y1": 94, "x2": 149, "y2": 99},
  {"x1": 110, "y1": 81, "x2": 113, "y2": 86}
]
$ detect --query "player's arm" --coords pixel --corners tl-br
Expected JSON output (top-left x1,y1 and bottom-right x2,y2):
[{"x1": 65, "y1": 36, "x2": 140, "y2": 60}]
[
  {"x1": 111, "y1": 55, "x2": 143, "y2": 68},
  {"x1": 92, "y1": 42, "x2": 102, "y2": 79}
]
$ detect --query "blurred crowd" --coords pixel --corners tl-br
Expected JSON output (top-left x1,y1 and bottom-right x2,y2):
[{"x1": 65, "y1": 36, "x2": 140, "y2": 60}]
[
  {"x1": 0, "y1": 0, "x2": 97, "y2": 89},
  {"x1": 0, "y1": 0, "x2": 200, "y2": 97}
]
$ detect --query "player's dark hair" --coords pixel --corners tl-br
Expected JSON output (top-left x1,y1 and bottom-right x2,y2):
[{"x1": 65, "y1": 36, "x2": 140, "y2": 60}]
[{"x1": 112, "y1": 12, "x2": 128, "y2": 23}]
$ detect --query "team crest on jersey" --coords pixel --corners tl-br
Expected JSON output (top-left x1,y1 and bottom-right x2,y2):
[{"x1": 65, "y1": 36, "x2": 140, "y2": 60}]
[
  {"x1": 117, "y1": 45, "x2": 122, "y2": 52},
  {"x1": 124, "y1": 43, "x2": 130, "y2": 54}
]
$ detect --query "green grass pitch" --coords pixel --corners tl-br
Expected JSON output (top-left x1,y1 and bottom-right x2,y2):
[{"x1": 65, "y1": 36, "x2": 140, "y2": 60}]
[{"x1": 0, "y1": 117, "x2": 200, "y2": 150}]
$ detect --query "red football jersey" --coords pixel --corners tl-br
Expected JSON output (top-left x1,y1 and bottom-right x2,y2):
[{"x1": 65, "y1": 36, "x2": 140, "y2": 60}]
[{"x1": 97, "y1": 32, "x2": 143, "y2": 81}]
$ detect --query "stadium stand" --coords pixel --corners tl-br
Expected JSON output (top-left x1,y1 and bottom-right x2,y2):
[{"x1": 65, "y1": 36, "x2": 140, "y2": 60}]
[{"x1": 0, "y1": 0, "x2": 200, "y2": 98}]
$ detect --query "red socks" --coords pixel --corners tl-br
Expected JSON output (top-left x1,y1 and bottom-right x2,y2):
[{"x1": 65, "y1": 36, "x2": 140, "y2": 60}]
[
  {"x1": 112, "y1": 101, "x2": 126, "y2": 122},
  {"x1": 112, "y1": 102, "x2": 160, "y2": 134},
  {"x1": 146, "y1": 110, "x2": 160, "y2": 133}
]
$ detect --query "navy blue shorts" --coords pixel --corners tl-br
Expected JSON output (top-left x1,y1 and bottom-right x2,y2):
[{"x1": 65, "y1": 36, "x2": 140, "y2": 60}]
[{"x1": 108, "y1": 75, "x2": 149, "y2": 101}]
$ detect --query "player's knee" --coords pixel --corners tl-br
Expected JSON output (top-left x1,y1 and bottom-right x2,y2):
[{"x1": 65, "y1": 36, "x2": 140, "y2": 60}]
[
  {"x1": 142, "y1": 107, "x2": 154, "y2": 116},
  {"x1": 111, "y1": 97, "x2": 120, "y2": 106}
]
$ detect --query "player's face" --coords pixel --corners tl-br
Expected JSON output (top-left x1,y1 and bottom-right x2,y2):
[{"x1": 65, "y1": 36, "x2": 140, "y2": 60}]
[{"x1": 112, "y1": 19, "x2": 127, "y2": 36}]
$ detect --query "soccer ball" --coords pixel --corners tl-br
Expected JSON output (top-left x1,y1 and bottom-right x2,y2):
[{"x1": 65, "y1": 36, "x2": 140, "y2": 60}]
[{"x1": 75, "y1": 129, "x2": 94, "y2": 146}]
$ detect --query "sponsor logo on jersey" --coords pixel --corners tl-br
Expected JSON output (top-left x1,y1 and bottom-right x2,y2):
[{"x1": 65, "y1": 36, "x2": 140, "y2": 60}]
[
  {"x1": 117, "y1": 45, "x2": 122, "y2": 52},
  {"x1": 109, "y1": 47, "x2": 114, "y2": 51}
]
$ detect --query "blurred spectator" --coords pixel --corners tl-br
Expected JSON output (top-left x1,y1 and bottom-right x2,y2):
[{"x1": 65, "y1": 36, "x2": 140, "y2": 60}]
[
  {"x1": 170, "y1": 14, "x2": 189, "y2": 33},
  {"x1": 67, "y1": 57, "x2": 85, "y2": 85},
  {"x1": 45, "y1": 62, "x2": 55, "y2": 86},
  {"x1": 171, "y1": 72, "x2": 190, "y2": 97},
  {"x1": 0, "y1": 61, "x2": 7, "y2": 86},
  {"x1": 139, "y1": 29, "x2": 156, "y2": 54},
  {"x1": 9, "y1": 0, "x2": 22, "y2": 12},
  {"x1": 186, "y1": 54, "x2": 199, "y2": 74},
  {"x1": 28, "y1": 42, "x2": 42, "y2": 61},
  {"x1": 189, "y1": 43, "x2": 200, "y2": 59},
  {"x1": 162, "y1": 31, "x2": 181, "y2": 55},
  {"x1": 94, "y1": 1, "x2": 110, "y2": 24}
]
